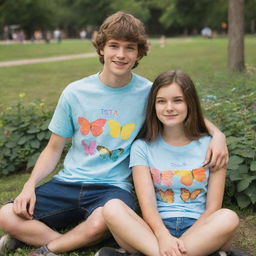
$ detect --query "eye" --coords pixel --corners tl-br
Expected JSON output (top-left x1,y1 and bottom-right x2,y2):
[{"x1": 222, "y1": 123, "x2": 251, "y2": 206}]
[
  {"x1": 109, "y1": 44, "x2": 118, "y2": 48},
  {"x1": 174, "y1": 98, "x2": 183, "y2": 103},
  {"x1": 127, "y1": 46, "x2": 136, "y2": 50},
  {"x1": 156, "y1": 99, "x2": 166, "y2": 104}
]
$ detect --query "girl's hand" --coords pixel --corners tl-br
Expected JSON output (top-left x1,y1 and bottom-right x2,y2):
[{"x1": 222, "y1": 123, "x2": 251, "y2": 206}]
[
  {"x1": 158, "y1": 232, "x2": 187, "y2": 256},
  {"x1": 204, "y1": 132, "x2": 228, "y2": 171}
]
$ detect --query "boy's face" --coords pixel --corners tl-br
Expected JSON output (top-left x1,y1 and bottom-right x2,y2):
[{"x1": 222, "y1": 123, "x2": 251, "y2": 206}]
[{"x1": 100, "y1": 39, "x2": 139, "y2": 79}]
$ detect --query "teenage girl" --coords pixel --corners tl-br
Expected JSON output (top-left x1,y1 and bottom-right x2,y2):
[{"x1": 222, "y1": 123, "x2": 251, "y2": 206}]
[{"x1": 96, "y1": 70, "x2": 239, "y2": 256}]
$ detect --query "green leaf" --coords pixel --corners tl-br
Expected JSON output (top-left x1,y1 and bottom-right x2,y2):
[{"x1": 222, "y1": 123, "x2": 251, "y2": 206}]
[
  {"x1": 237, "y1": 164, "x2": 248, "y2": 174},
  {"x1": 30, "y1": 140, "x2": 40, "y2": 149},
  {"x1": 241, "y1": 151, "x2": 255, "y2": 158},
  {"x1": 229, "y1": 172, "x2": 250, "y2": 181},
  {"x1": 250, "y1": 161, "x2": 256, "y2": 171},
  {"x1": 233, "y1": 149, "x2": 255, "y2": 158},
  {"x1": 244, "y1": 183, "x2": 256, "y2": 204},
  {"x1": 6, "y1": 141, "x2": 16, "y2": 148},
  {"x1": 41, "y1": 120, "x2": 50, "y2": 131},
  {"x1": 17, "y1": 136, "x2": 27, "y2": 145},
  {"x1": 37, "y1": 132, "x2": 45, "y2": 141},
  {"x1": 236, "y1": 194, "x2": 251, "y2": 209},
  {"x1": 228, "y1": 155, "x2": 244, "y2": 170},
  {"x1": 27, "y1": 128, "x2": 40, "y2": 134},
  {"x1": 44, "y1": 130, "x2": 51, "y2": 139},
  {"x1": 227, "y1": 136, "x2": 240, "y2": 145},
  {"x1": 4, "y1": 148, "x2": 11, "y2": 156},
  {"x1": 237, "y1": 179, "x2": 251, "y2": 192}
]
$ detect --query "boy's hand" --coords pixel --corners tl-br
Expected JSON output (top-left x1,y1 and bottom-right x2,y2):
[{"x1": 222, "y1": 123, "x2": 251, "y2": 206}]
[
  {"x1": 13, "y1": 185, "x2": 36, "y2": 220},
  {"x1": 204, "y1": 132, "x2": 228, "y2": 171}
]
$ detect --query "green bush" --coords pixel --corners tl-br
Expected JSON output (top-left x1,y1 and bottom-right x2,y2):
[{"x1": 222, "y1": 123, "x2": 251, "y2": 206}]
[
  {"x1": 0, "y1": 94, "x2": 52, "y2": 175},
  {"x1": 202, "y1": 73, "x2": 256, "y2": 209}
]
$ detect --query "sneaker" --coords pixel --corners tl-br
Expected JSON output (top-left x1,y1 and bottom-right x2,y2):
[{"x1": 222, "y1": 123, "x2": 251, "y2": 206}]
[
  {"x1": 209, "y1": 249, "x2": 252, "y2": 256},
  {"x1": 208, "y1": 252, "x2": 228, "y2": 256},
  {"x1": 227, "y1": 248, "x2": 252, "y2": 256},
  {"x1": 95, "y1": 247, "x2": 142, "y2": 256},
  {"x1": 0, "y1": 234, "x2": 21, "y2": 255},
  {"x1": 29, "y1": 245, "x2": 57, "y2": 256}
]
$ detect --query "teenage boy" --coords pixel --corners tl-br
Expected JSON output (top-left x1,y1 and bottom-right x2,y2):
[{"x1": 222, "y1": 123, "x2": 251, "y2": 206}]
[{"x1": 0, "y1": 11, "x2": 228, "y2": 256}]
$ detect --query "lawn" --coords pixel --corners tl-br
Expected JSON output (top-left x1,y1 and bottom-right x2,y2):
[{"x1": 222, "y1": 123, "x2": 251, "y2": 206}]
[
  {"x1": 0, "y1": 39, "x2": 95, "y2": 61},
  {"x1": 0, "y1": 36, "x2": 255, "y2": 255}
]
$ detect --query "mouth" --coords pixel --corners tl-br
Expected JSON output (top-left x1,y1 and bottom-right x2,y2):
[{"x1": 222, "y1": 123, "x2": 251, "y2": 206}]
[
  {"x1": 113, "y1": 61, "x2": 128, "y2": 67},
  {"x1": 164, "y1": 114, "x2": 178, "y2": 118}
]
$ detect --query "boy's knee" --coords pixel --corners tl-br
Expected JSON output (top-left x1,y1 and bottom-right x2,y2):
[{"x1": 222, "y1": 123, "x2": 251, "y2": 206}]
[
  {"x1": 103, "y1": 199, "x2": 125, "y2": 220},
  {"x1": 0, "y1": 204, "x2": 17, "y2": 232},
  {"x1": 90, "y1": 216, "x2": 106, "y2": 234}
]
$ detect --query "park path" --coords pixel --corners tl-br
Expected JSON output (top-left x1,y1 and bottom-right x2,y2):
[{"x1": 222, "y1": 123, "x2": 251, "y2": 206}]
[{"x1": 0, "y1": 52, "x2": 97, "y2": 67}]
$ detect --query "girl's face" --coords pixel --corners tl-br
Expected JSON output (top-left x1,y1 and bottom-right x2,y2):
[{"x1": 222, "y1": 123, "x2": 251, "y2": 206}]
[{"x1": 155, "y1": 83, "x2": 188, "y2": 129}]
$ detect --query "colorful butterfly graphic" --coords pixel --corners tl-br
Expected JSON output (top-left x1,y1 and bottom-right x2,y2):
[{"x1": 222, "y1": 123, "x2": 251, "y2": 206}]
[
  {"x1": 78, "y1": 117, "x2": 106, "y2": 137},
  {"x1": 97, "y1": 145, "x2": 124, "y2": 161},
  {"x1": 157, "y1": 188, "x2": 174, "y2": 203},
  {"x1": 108, "y1": 120, "x2": 136, "y2": 140},
  {"x1": 81, "y1": 140, "x2": 96, "y2": 156},
  {"x1": 174, "y1": 167, "x2": 206, "y2": 186},
  {"x1": 150, "y1": 168, "x2": 174, "y2": 186},
  {"x1": 180, "y1": 188, "x2": 203, "y2": 202}
]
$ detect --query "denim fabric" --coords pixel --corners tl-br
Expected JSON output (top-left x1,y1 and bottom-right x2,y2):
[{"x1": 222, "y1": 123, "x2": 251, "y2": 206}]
[
  {"x1": 163, "y1": 217, "x2": 197, "y2": 237},
  {"x1": 33, "y1": 178, "x2": 136, "y2": 229}
]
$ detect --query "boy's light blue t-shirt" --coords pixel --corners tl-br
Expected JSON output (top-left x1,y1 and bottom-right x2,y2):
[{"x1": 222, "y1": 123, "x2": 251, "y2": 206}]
[
  {"x1": 130, "y1": 136, "x2": 211, "y2": 219},
  {"x1": 49, "y1": 73, "x2": 152, "y2": 192}
]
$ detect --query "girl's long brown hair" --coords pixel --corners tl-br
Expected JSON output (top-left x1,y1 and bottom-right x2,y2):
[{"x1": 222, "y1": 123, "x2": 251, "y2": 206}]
[{"x1": 138, "y1": 70, "x2": 209, "y2": 141}]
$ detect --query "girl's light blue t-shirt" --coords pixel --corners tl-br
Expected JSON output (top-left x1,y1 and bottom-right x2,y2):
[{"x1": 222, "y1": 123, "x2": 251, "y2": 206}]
[
  {"x1": 130, "y1": 136, "x2": 211, "y2": 219},
  {"x1": 49, "y1": 73, "x2": 152, "y2": 192}
]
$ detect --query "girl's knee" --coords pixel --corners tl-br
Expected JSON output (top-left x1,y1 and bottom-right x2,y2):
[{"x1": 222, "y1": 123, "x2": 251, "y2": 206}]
[{"x1": 218, "y1": 208, "x2": 240, "y2": 231}]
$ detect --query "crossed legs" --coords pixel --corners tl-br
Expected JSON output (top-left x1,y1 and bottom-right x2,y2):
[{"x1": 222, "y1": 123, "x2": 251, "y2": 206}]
[
  {"x1": 0, "y1": 203, "x2": 109, "y2": 253},
  {"x1": 102, "y1": 199, "x2": 240, "y2": 256}
]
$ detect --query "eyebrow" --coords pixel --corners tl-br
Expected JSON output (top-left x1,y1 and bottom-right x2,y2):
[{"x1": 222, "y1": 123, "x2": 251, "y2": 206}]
[
  {"x1": 107, "y1": 41, "x2": 137, "y2": 46},
  {"x1": 156, "y1": 95, "x2": 183, "y2": 99}
]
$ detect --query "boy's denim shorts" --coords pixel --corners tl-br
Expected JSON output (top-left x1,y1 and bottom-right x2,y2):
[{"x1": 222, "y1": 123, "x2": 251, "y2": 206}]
[
  {"x1": 163, "y1": 217, "x2": 197, "y2": 238},
  {"x1": 32, "y1": 178, "x2": 136, "y2": 229}
]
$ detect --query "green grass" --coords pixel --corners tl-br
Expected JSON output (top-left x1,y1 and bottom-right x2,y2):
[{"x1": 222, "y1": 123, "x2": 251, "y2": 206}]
[
  {"x1": 0, "y1": 39, "x2": 95, "y2": 61},
  {"x1": 0, "y1": 57, "x2": 101, "y2": 109},
  {"x1": 0, "y1": 36, "x2": 256, "y2": 255}
]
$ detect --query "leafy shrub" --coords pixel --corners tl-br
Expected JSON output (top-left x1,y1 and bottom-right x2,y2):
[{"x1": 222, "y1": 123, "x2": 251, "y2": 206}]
[
  {"x1": 0, "y1": 94, "x2": 52, "y2": 175},
  {"x1": 202, "y1": 73, "x2": 256, "y2": 209}
]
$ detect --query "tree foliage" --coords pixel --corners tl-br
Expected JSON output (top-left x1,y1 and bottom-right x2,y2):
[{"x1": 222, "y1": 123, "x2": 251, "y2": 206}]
[
  {"x1": 0, "y1": 0, "x2": 57, "y2": 37},
  {"x1": 0, "y1": 0, "x2": 255, "y2": 37}
]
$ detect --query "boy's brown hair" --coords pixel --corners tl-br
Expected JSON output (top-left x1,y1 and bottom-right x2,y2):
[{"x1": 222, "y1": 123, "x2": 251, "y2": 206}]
[{"x1": 93, "y1": 11, "x2": 148, "y2": 68}]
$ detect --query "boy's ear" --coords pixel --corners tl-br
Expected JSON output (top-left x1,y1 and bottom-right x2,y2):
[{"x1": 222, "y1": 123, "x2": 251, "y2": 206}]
[{"x1": 100, "y1": 49, "x2": 104, "y2": 56}]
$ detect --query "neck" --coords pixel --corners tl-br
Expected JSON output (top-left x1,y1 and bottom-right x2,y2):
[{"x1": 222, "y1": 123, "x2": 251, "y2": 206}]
[
  {"x1": 99, "y1": 70, "x2": 132, "y2": 88},
  {"x1": 162, "y1": 126, "x2": 191, "y2": 146}
]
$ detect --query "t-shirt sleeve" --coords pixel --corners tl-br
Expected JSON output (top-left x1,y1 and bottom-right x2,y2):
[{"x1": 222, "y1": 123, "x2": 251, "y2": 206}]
[
  {"x1": 48, "y1": 89, "x2": 74, "y2": 138},
  {"x1": 129, "y1": 139, "x2": 149, "y2": 168}
]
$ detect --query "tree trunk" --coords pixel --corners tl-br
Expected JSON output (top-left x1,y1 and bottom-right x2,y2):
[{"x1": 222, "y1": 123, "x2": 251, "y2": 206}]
[
  {"x1": 251, "y1": 19, "x2": 255, "y2": 34},
  {"x1": 228, "y1": 0, "x2": 245, "y2": 72}
]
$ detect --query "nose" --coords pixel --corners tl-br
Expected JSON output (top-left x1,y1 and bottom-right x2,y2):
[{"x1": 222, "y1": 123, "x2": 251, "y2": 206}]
[
  {"x1": 116, "y1": 47, "x2": 125, "y2": 58},
  {"x1": 166, "y1": 101, "x2": 174, "y2": 112}
]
